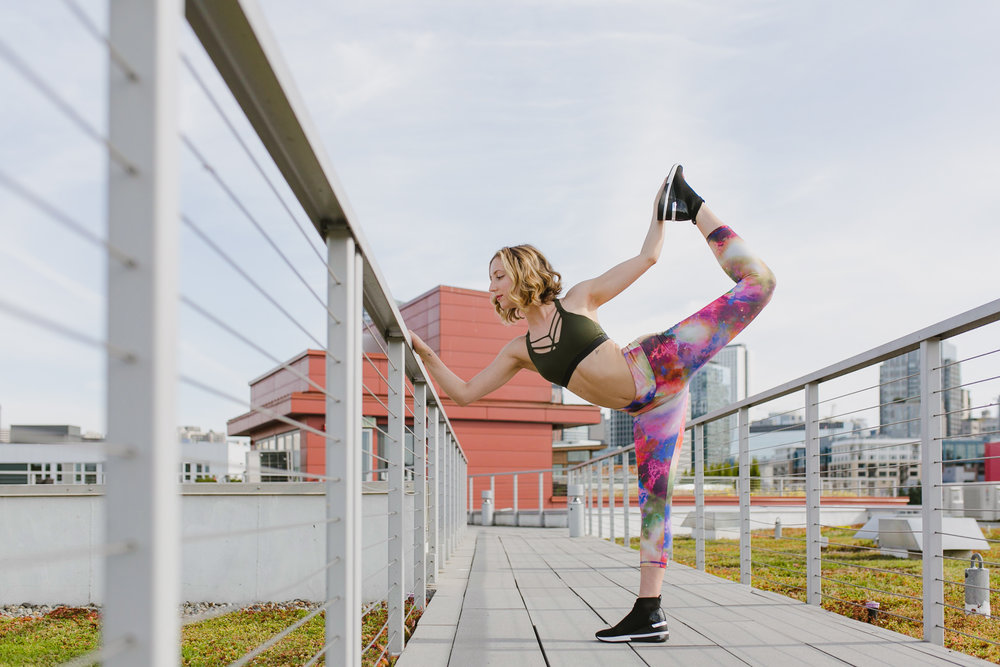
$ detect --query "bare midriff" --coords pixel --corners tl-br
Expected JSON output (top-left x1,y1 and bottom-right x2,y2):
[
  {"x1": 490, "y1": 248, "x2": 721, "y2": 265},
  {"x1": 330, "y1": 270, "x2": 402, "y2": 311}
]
[{"x1": 561, "y1": 339, "x2": 636, "y2": 409}]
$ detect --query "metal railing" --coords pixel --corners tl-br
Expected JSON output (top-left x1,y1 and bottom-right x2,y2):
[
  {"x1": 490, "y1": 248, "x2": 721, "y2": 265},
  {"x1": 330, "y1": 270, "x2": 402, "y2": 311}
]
[
  {"x1": 0, "y1": 1, "x2": 467, "y2": 665},
  {"x1": 565, "y1": 298, "x2": 1000, "y2": 650}
]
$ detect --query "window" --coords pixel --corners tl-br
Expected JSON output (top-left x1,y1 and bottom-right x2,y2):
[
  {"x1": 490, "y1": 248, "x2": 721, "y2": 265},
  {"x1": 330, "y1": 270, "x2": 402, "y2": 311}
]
[
  {"x1": 0, "y1": 463, "x2": 28, "y2": 485},
  {"x1": 261, "y1": 451, "x2": 289, "y2": 482}
]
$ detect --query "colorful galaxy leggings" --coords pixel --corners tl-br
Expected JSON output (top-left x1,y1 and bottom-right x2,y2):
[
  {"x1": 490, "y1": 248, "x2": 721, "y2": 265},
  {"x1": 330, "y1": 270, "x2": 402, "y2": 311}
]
[{"x1": 621, "y1": 225, "x2": 776, "y2": 567}]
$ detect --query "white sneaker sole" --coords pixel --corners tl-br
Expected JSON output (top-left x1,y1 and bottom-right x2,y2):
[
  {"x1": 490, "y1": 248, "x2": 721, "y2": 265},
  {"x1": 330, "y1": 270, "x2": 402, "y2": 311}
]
[
  {"x1": 596, "y1": 630, "x2": 669, "y2": 643},
  {"x1": 657, "y1": 163, "x2": 681, "y2": 221}
]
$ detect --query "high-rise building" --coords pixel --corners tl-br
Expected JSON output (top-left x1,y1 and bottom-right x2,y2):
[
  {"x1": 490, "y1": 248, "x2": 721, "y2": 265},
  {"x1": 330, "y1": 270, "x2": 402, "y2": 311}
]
[
  {"x1": 607, "y1": 409, "x2": 633, "y2": 450},
  {"x1": 689, "y1": 344, "x2": 749, "y2": 466},
  {"x1": 879, "y1": 342, "x2": 961, "y2": 438}
]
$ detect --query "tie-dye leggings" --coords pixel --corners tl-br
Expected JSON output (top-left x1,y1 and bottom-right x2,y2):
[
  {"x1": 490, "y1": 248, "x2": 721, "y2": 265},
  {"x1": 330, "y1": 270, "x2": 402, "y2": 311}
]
[{"x1": 621, "y1": 225, "x2": 776, "y2": 567}]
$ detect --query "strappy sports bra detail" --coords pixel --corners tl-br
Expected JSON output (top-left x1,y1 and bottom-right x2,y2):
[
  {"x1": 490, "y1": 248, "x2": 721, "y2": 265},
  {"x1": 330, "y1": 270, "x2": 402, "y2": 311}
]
[{"x1": 525, "y1": 299, "x2": 609, "y2": 388}]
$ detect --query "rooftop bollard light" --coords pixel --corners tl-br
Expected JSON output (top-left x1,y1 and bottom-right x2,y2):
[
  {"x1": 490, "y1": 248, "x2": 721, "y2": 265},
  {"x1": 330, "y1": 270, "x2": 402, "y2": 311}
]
[
  {"x1": 965, "y1": 553, "x2": 990, "y2": 616},
  {"x1": 774, "y1": 517, "x2": 782, "y2": 539},
  {"x1": 481, "y1": 489, "x2": 494, "y2": 526},
  {"x1": 568, "y1": 484, "x2": 585, "y2": 538}
]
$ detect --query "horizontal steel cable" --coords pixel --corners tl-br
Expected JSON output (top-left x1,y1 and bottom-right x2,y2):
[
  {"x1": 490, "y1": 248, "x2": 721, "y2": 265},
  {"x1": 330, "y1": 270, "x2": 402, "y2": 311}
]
[
  {"x1": 818, "y1": 574, "x2": 923, "y2": 602},
  {"x1": 747, "y1": 438, "x2": 806, "y2": 458},
  {"x1": 939, "y1": 373, "x2": 1000, "y2": 394},
  {"x1": 363, "y1": 383, "x2": 397, "y2": 418},
  {"x1": 749, "y1": 545, "x2": 805, "y2": 559},
  {"x1": 937, "y1": 347, "x2": 1000, "y2": 370},
  {"x1": 184, "y1": 516, "x2": 340, "y2": 545},
  {"x1": 302, "y1": 639, "x2": 336, "y2": 667},
  {"x1": 362, "y1": 618, "x2": 390, "y2": 655},
  {"x1": 934, "y1": 453, "x2": 1000, "y2": 465},
  {"x1": 180, "y1": 135, "x2": 341, "y2": 326},
  {"x1": 819, "y1": 591, "x2": 921, "y2": 625},
  {"x1": 0, "y1": 168, "x2": 135, "y2": 266},
  {"x1": 228, "y1": 599, "x2": 336, "y2": 667},
  {"x1": 178, "y1": 53, "x2": 338, "y2": 286},
  {"x1": 179, "y1": 374, "x2": 338, "y2": 442},
  {"x1": 935, "y1": 428, "x2": 1000, "y2": 442},
  {"x1": 751, "y1": 572, "x2": 806, "y2": 592},
  {"x1": 59, "y1": 636, "x2": 132, "y2": 667},
  {"x1": 0, "y1": 540, "x2": 133, "y2": 569},
  {"x1": 180, "y1": 295, "x2": 338, "y2": 400},
  {"x1": 0, "y1": 296, "x2": 133, "y2": 361},
  {"x1": 59, "y1": 0, "x2": 138, "y2": 80},
  {"x1": 179, "y1": 453, "x2": 338, "y2": 482},
  {"x1": 362, "y1": 317, "x2": 393, "y2": 359},
  {"x1": 362, "y1": 562, "x2": 398, "y2": 587},
  {"x1": 366, "y1": 424, "x2": 400, "y2": 450},
  {"x1": 938, "y1": 602, "x2": 996, "y2": 623},
  {"x1": 939, "y1": 578, "x2": 1000, "y2": 595},
  {"x1": 813, "y1": 371, "x2": 921, "y2": 407},
  {"x1": 375, "y1": 637, "x2": 392, "y2": 665},
  {"x1": 182, "y1": 558, "x2": 341, "y2": 626},
  {"x1": 748, "y1": 518, "x2": 807, "y2": 527},
  {"x1": 362, "y1": 351, "x2": 397, "y2": 394},
  {"x1": 749, "y1": 560, "x2": 803, "y2": 577},
  {"x1": 938, "y1": 623, "x2": 1000, "y2": 647},
  {"x1": 363, "y1": 536, "x2": 396, "y2": 552},
  {"x1": 935, "y1": 530, "x2": 1000, "y2": 544},
  {"x1": 181, "y1": 214, "x2": 329, "y2": 352},
  {"x1": 0, "y1": 37, "x2": 136, "y2": 172},
  {"x1": 935, "y1": 399, "x2": 1000, "y2": 420},
  {"x1": 818, "y1": 557, "x2": 922, "y2": 580},
  {"x1": 828, "y1": 439, "x2": 921, "y2": 457}
]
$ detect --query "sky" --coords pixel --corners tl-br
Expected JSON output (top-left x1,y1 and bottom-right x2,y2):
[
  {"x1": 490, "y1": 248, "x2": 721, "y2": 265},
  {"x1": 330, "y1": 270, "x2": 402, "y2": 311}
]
[{"x1": 1, "y1": 0, "x2": 998, "y2": 436}]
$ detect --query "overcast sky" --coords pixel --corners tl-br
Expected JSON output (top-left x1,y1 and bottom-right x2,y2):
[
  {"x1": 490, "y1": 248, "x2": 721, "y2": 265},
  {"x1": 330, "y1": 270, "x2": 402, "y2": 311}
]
[{"x1": 1, "y1": 1, "x2": 998, "y2": 435}]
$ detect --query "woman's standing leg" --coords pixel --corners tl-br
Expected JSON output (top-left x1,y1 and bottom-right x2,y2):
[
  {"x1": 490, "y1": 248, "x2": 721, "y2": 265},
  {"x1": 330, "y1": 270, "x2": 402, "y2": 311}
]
[
  {"x1": 632, "y1": 211, "x2": 777, "y2": 572},
  {"x1": 597, "y1": 176, "x2": 776, "y2": 643}
]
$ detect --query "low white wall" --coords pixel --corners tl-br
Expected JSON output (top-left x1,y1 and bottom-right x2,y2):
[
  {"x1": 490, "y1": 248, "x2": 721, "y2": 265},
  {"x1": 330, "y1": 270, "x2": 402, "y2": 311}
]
[{"x1": 0, "y1": 483, "x2": 416, "y2": 606}]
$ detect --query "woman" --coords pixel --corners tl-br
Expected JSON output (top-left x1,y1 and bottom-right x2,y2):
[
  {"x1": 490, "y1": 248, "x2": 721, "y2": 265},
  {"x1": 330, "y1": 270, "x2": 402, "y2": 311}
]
[{"x1": 410, "y1": 164, "x2": 776, "y2": 643}]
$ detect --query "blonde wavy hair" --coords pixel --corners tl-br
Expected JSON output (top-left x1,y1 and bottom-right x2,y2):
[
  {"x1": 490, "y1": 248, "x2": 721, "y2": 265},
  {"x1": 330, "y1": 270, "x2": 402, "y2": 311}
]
[{"x1": 491, "y1": 245, "x2": 562, "y2": 324}]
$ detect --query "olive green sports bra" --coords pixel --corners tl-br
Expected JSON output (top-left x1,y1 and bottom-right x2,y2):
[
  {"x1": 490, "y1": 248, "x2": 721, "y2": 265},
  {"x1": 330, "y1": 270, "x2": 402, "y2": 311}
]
[{"x1": 525, "y1": 299, "x2": 609, "y2": 388}]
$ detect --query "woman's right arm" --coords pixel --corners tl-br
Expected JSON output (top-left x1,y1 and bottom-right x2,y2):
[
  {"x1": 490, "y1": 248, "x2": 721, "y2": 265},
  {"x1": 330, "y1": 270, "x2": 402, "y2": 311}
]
[{"x1": 409, "y1": 331, "x2": 525, "y2": 407}]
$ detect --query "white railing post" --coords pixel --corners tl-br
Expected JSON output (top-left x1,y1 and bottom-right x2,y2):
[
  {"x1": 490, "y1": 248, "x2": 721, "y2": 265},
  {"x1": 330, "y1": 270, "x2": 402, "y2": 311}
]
[
  {"x1": 442, "y1": 428, "x2": 449, "y2": 558},
  {"x1": 105, "y1": 2, "x2": 179, "y2": 663},
  {"x1": 513, "y1": 474, "x2": 519, "y2": 526},
  {"x1": 597, "y1": 460, "x2": 604, "y2": 538},
  {"x1": 695, "y1": 425, "x2": 705, "y2": 571},
  {"x1": 468, "y1": 477, "x2": 473, "y2": 521},
  {"x1": 448, "y1": 436, "x2": 456, "y2": 557},
  {"x1": 738, "y1": 407, "x2": 751, "y2": 585},
  {"x1": 427, "y1": 408, "x2": 440, "y2": 585},
  {"x1": 324, "y1": 229, "x2": 361, "y2": 665},
  {"x1": 412, "y1": 382, "x2": 427, "y2": 610},
  {"x1": 805, "y1": 382, "x2": 821, "y2": 605},
  {"x1": 608, "y1": 456, "x2": 615, "y2": 544},
  {"x1": 538, "y1": 471, "x2": 545, "y2": 525},
  {"x1": 451, "y1": 437, "x2": 458, "y2": 554},
  {"x1": 586, "y1": 465, "x2": 593, "y2": 535},
  {"x1": 623, "y1": 452, "x2": 631, "y2": 548},
  {"x1": 920, "y1": 339, "x2": 945, "y2": 644},
  {"x1": 386, "y1": 338, "x2": 406, "y2": 655}
]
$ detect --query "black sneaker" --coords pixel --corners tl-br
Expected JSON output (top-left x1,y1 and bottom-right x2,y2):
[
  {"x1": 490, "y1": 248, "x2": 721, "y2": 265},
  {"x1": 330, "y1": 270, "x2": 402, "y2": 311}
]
[
  {"x1": 595, "y1": 596, "x2": 669, "y2": 643},
  {"x1": 656, "y1": 164, "x2": 704, "y2": 223}
]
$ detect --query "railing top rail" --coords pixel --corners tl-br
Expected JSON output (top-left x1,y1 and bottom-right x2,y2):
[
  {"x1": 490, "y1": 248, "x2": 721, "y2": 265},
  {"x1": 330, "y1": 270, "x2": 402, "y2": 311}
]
[
  {"x1": 185, "y1": 0, "x2": 466, "y2": 460},
  {"x1": 690, "y1": 297, "x2": 1000, "y2": 427}
]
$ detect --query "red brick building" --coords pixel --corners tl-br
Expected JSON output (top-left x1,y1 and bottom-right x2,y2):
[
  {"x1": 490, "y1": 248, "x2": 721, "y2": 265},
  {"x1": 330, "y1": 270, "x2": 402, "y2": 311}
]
[{"x1": 228, "y1": 285, "x2": 601, "y2": 509}]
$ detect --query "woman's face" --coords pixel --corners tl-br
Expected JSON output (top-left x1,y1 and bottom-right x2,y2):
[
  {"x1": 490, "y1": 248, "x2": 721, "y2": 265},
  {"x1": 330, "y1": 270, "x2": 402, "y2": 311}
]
[{"x1": 488, "y1": 256, "x2": 513, "y2": 309}]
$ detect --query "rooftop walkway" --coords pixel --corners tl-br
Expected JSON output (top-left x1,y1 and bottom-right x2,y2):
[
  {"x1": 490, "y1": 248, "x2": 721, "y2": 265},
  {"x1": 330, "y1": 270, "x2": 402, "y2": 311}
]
[{"x1": 398, "y1": 526, "x2": 991, "y2": 667}]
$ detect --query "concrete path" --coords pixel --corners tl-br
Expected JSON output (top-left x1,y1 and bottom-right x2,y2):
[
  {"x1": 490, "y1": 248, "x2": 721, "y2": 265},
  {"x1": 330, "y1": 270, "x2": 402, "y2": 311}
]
[{"x1": 397, "y1": 526, "x2": 991, "y2": 666}]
